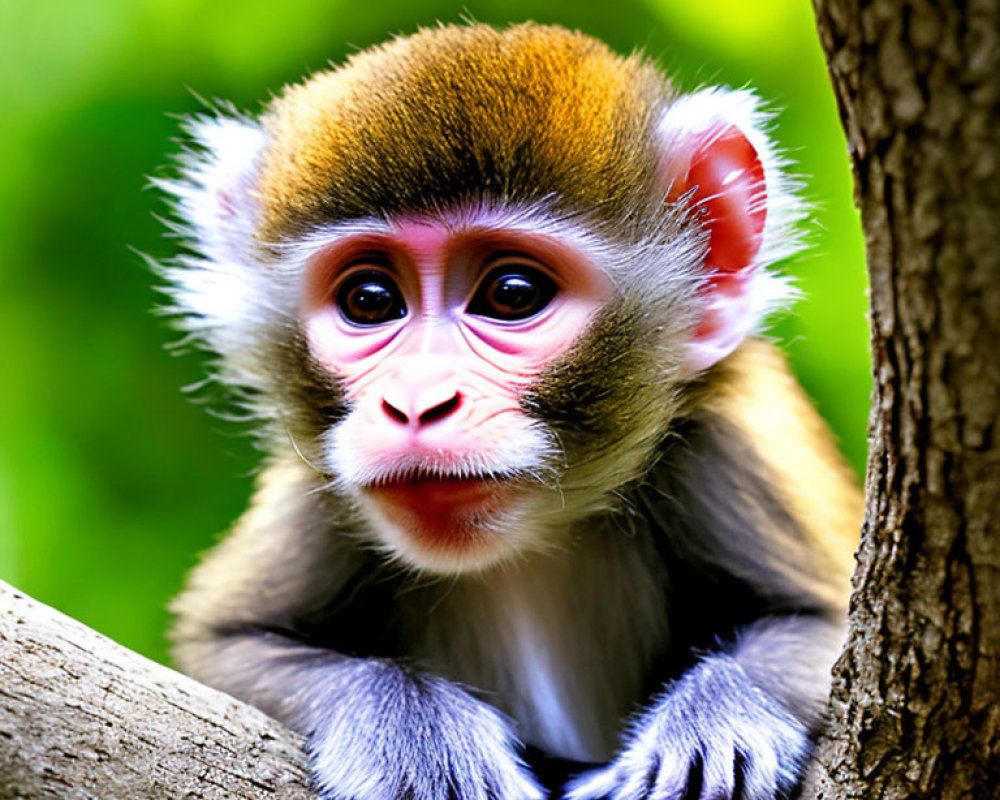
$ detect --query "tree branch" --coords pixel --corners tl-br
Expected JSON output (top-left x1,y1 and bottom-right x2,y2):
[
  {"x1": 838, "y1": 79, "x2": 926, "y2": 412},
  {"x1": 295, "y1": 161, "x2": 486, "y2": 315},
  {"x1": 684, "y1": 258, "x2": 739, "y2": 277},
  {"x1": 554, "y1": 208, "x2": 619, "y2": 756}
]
[{"x1": 0, "y1": 580, "x2": 316, "y2": 799}]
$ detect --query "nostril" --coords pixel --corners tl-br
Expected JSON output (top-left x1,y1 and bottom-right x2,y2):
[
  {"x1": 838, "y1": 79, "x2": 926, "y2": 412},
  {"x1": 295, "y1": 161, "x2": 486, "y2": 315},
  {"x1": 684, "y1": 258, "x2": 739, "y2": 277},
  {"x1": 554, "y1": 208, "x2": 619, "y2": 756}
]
[
  {"x1": 382, "y1": 399, "x2": 409, "y2": 425},
  {"x1": 418, "y1": 393, "x2": 461, "y2": 426}
]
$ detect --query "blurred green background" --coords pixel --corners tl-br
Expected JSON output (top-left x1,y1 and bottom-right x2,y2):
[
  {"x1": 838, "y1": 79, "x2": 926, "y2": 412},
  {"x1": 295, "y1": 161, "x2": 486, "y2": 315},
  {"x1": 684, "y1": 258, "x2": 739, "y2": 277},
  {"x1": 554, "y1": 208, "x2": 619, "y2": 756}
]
[{"x1": 0, "y1": 0, "x2": 869, "y2": 665}]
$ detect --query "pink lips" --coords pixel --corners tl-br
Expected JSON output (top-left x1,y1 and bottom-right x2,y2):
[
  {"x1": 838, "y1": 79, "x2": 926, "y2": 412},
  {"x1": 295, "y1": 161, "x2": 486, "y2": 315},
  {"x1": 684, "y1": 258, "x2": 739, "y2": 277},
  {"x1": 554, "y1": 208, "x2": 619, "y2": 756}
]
[{"x1": 366, "y1": 476, "x2": 514, "y2": 548}]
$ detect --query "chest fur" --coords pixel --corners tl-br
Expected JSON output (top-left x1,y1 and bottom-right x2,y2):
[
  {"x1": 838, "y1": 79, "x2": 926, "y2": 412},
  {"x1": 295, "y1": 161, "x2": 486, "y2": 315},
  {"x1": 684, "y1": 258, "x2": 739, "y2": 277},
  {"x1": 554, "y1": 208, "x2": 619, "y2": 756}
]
[{"x1": 412, "y1": 528, "x2": 670, "y2": 761}]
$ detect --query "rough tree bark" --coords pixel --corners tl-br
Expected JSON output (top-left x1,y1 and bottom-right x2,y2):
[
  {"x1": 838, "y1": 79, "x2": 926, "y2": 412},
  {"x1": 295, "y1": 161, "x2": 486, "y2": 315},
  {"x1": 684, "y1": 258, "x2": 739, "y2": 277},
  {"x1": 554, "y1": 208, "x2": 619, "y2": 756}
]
[
  {"x1": 805, "y1": 0, "x2": 1000, "y2": 798},
  {"x1": 0, "y1": 580, "x2": 316, "y2": 799}
]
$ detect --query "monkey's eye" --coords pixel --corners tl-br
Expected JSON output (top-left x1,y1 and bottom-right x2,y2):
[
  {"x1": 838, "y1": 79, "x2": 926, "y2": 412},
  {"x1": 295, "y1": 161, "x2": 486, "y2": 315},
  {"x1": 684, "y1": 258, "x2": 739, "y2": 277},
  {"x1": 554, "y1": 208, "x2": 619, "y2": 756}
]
[
  {"x1": 467, "y1": 261, "x2": 557, "y2": 321},
  {"x1": 335, "y1": 270, "x2": 407, "y2": 326}
]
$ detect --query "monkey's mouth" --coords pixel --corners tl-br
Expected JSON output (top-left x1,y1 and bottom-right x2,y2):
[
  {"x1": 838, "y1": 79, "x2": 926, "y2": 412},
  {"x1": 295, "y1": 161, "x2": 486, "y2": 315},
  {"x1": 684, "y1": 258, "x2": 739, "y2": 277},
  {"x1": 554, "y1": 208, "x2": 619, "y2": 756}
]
[
  {"x1": 362, "y1": 471, "x2": 520, "y2": 546},
  {"x1": 366, "y1": 471, "x2": 512, "y2": 509}
]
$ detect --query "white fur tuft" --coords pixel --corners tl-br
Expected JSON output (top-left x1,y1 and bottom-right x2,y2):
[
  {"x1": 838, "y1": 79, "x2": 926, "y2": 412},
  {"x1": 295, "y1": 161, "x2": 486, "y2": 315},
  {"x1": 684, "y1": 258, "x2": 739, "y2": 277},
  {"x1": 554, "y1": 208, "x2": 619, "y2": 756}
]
[
  {"x1": 156, "y1": 115, "x2": 304, "y2": 392},
  {"x1": 157, "y1": 115, "x2": 267, "y2": 265}
]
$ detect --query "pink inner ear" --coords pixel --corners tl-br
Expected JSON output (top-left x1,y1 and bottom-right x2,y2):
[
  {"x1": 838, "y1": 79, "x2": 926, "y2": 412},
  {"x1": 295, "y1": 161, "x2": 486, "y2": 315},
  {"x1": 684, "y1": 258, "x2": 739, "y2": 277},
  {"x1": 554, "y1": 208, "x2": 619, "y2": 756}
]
[
  {"x1": 666, "y1": 124, "x2": 766, "y2": 285},
  {"x1": 661, "y1": 120, "x2": 771, "y2": 373}
]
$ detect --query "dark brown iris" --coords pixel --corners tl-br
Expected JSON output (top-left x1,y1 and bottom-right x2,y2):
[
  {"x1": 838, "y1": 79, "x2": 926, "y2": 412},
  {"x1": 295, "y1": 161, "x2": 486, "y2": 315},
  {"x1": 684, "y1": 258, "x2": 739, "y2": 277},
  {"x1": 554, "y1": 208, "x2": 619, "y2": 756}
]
[
  {"x1": 468, "y1": 264, "x2": 556, "y2": 321},
  {"x1": 336, "y1": 270, "x2": 406, "y2": 325}
]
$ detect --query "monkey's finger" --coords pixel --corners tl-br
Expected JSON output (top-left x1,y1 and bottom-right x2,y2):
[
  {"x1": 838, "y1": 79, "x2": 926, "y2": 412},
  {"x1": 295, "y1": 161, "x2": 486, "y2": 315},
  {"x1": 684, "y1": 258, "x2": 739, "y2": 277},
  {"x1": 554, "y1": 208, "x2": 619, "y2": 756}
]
[
  {"x1": 640, "y1": 751, "x2": 690, "y2": 800},
  {"x1": 736, "y1": 746, "x2": 783, "y2": 800},
  {"x1": 692, "y1": 747, "x2": 738, "y2": 800}
]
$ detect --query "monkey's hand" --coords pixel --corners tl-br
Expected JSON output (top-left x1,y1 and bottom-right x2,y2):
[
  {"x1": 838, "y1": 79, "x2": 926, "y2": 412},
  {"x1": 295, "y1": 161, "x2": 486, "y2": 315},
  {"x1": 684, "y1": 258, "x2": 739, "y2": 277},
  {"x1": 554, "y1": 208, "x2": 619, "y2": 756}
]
[
  {"x1": 306, "y1": 659, "x2": 545, "y2": 800},
  {"x1": 563, "y1": 656, "x2": 810, "y2": 800}
]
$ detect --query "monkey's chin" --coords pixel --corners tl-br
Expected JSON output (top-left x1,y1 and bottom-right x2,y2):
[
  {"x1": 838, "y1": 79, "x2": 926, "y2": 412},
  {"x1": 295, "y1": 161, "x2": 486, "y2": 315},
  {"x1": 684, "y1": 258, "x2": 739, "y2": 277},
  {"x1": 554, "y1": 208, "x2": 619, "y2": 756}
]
[{"x1": 359, "y1": 477, "x2": 529, "y2": 573}]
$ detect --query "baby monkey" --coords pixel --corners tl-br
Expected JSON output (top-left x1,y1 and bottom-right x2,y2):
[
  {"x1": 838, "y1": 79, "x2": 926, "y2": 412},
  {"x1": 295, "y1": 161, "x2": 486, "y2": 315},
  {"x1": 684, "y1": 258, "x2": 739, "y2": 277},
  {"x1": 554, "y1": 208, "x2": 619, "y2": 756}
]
[{"x1": 163, "y1": 22, "x2": 860, "y2": 800}]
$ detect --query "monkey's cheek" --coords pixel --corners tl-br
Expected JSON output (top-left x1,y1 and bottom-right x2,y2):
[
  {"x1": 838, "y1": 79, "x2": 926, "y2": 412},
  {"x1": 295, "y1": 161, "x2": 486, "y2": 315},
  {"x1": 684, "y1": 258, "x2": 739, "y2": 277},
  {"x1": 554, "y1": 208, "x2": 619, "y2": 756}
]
[{"x1": 359, "y1": 480, "x2": 529, "y2": 572}]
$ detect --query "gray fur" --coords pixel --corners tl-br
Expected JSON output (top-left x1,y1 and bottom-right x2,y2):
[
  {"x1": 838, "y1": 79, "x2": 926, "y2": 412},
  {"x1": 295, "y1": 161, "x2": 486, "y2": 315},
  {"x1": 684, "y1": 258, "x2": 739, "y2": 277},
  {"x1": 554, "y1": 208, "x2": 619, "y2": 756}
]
[
  {"x1": 564, "y1": 653, "x2": 810, "y2": 800},
  {"x1": 414, "y1": 521, "x2": 670, "y2": 762}
]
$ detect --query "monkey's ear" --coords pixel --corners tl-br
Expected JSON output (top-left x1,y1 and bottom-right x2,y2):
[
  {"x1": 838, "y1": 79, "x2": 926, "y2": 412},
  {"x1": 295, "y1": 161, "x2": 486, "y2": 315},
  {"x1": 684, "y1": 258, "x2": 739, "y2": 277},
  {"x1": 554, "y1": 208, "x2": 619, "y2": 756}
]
[
  {"x1": 658, "y1": 89, "x2": 800, "y2": 372},
  {"x1": 162, "y1": 115, "x2": 267, "y2": 264},
  {"x1": 156, "y1": 115, "x2": 273, "y2": 370}
]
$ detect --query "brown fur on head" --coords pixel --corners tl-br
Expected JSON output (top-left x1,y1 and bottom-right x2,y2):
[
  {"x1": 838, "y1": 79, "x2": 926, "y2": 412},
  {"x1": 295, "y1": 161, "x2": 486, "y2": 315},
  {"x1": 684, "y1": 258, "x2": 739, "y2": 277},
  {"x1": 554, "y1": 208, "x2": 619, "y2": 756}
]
[{"x1": 256, "y1": 24, "x2": 669, "y2": 242}]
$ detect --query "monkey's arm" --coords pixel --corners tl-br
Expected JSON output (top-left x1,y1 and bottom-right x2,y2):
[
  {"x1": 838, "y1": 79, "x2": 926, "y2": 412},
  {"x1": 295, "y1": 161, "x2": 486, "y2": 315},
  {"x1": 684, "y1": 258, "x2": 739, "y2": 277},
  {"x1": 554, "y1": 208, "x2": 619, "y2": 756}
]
[
  {"x1": 171, "y1": 457, "x2": 542, "y2": 800},
  {"x1": 563, "y1": 559, "x2": 846, "y2": 800},
  {"x1": 566, "y1": 615, "x2": 844, "y2": 800},
  {"x1": 570, "y1": 343, "x2": 859, "y2": 800}
]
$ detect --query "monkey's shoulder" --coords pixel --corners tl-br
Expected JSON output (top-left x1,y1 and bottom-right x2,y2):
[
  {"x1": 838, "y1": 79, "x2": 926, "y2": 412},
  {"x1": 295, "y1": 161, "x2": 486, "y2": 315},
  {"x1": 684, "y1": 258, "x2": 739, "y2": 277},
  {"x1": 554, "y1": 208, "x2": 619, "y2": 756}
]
[{"x1": 655, "y1": 339, "x2": 860, "y2": 606}]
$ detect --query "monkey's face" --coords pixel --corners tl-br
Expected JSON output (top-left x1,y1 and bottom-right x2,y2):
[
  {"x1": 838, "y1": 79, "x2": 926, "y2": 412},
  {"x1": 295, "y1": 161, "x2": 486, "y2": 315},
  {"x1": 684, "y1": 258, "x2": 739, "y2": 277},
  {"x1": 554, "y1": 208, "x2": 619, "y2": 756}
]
[
  {"x1": 164, "y1": 25, "x2": 801, "y2": 574},
  {"x1": 302, "y1": 212, "x2": 613, "y2": 572}
]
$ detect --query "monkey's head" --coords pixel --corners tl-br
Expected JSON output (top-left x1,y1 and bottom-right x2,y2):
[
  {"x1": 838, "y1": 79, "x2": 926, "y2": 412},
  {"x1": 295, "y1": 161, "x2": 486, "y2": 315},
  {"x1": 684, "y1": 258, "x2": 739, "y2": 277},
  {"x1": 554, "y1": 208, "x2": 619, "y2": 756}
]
[{"x1": 161, "y1": 24, "x2": 801, "y2": 573}]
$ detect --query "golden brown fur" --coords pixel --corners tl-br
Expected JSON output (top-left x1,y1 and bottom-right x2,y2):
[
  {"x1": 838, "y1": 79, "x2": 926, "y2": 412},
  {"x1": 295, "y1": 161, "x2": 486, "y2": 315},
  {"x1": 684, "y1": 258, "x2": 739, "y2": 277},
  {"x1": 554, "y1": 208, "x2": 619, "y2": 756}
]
[
  {"x1": 705, "y1": 341, "x2": 860, "y2": 590},
  {"x1": 254, "y1": 24, "x2": 669, "y2": 242}
]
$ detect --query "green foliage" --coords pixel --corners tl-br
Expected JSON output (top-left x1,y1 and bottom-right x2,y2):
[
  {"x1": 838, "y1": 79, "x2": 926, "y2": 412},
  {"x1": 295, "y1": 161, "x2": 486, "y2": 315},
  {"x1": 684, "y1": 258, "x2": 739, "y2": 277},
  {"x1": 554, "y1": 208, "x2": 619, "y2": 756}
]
[{"x1": 0, "y1": 0, "x2": 868, "y2": 664}]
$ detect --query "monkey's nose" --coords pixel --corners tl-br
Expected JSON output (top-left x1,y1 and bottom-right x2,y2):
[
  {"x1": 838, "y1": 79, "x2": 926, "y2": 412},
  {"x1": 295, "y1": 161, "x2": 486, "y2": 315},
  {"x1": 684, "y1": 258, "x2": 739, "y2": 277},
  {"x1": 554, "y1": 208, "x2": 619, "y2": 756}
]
[
  {"x1": 381, "y1": 381, "x2": 463, "y2": 428},
  {"x1": 381, "y1": 392, "x2": 462, "y2": 427}
]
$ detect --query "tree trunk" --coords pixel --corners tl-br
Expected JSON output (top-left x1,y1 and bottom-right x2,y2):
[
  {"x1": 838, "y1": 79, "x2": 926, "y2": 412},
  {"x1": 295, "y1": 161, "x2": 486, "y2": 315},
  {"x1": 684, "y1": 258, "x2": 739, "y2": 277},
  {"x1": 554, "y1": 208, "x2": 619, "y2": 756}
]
[
  {"x1": 0, "y1": 580, "x2": 316, "y2": 800},
  {"x1": 805, "y1": 1, "x2": 1000, "y2": 798}
]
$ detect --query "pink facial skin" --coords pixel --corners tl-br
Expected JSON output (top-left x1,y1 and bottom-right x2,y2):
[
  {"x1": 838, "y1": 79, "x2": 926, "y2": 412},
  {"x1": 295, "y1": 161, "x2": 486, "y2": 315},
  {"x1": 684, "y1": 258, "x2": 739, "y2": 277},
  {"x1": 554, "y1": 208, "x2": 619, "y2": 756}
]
[{"x1": 302, "y1": 215, "x2": 614, "y2": 560}]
